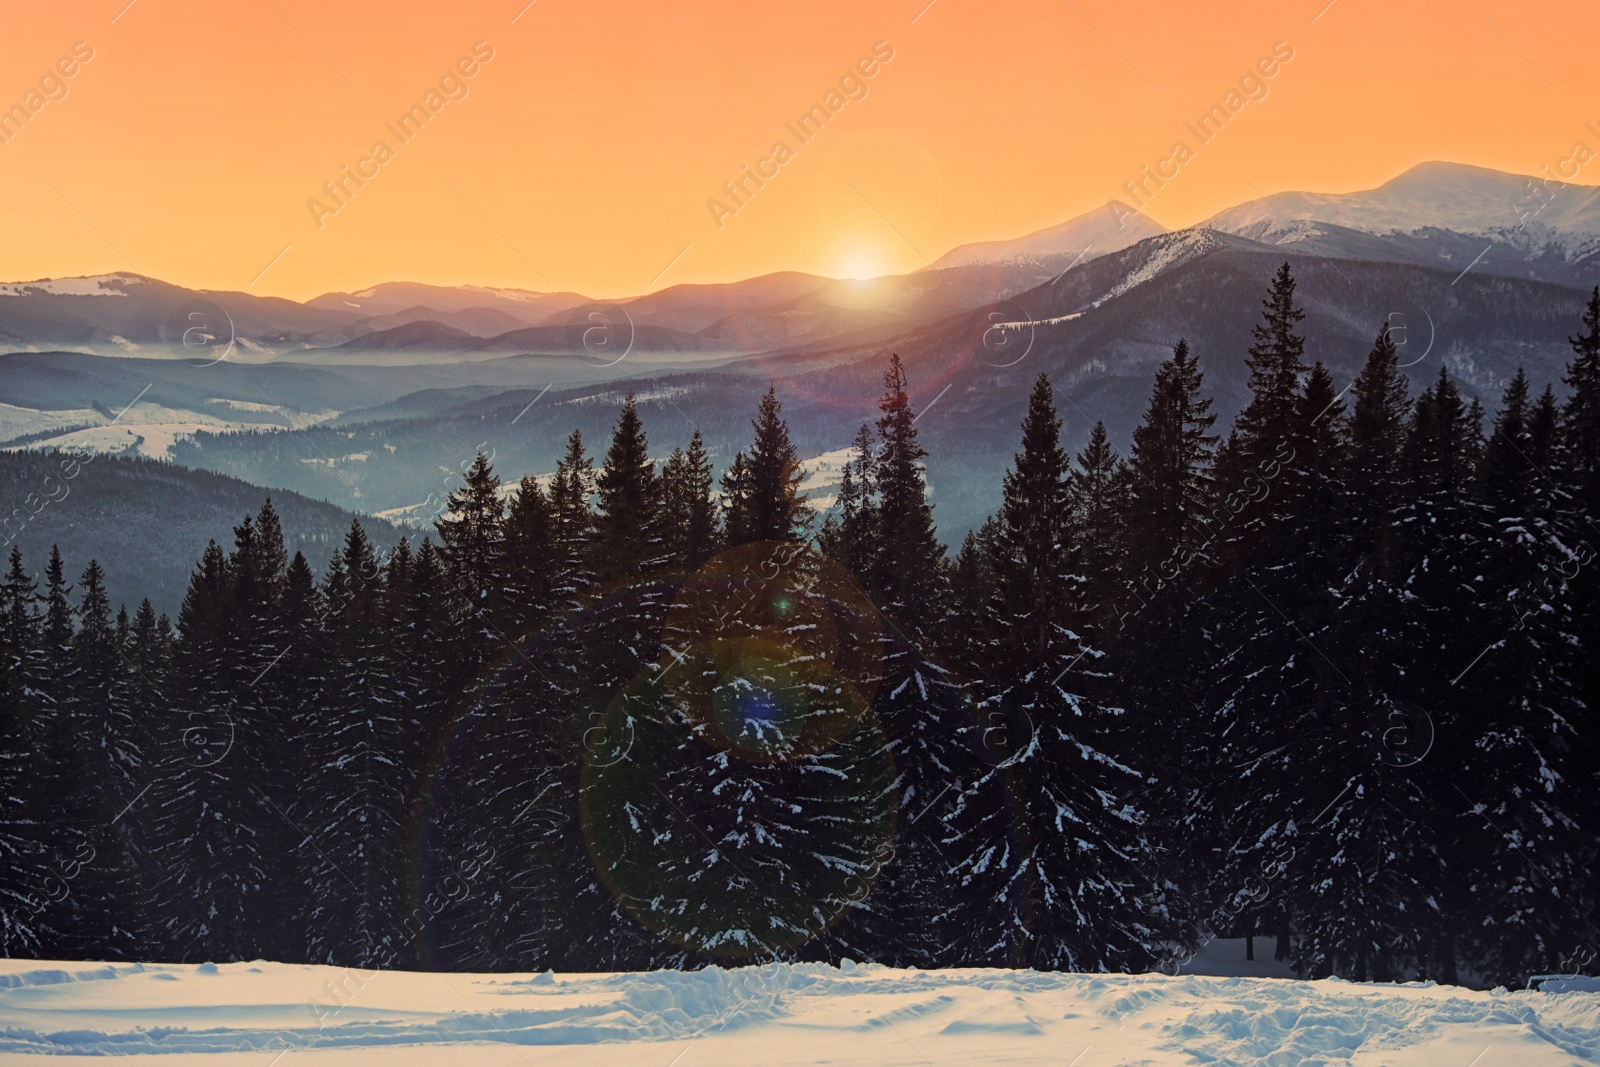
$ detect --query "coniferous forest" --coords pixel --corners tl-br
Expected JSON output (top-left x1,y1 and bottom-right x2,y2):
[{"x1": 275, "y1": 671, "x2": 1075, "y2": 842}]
[{"x1": 4, "y1": 265, "x2": 1600, "y2": 988}]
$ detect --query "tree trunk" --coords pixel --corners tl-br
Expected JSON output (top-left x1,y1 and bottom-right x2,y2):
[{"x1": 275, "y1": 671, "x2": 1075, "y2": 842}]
[{"x1": 1436, "y1": 933, "x2": 1459, "y2": 986}]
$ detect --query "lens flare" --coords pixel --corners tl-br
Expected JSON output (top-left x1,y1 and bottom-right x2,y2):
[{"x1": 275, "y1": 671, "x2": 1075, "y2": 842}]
[{"x1": 580, "y1": 667, "x2": 898, "y2": 959}]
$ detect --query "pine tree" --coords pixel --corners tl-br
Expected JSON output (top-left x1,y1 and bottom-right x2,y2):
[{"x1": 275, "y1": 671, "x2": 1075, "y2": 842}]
[
  {"x1": 1558, "y1": 288, "x2": 1600, "y2": 919},
  {"x1": 868, "y1": 356, "x2": 945, "y2": 636},
  {"x1": 1562, "y1": 286, "x2": 1600, "y2": 516},
  {"x1": 1216, "y1": 361, "x2": 1392, "y2": 978},
  {"x1": 301, "y1": 521, "x2": 404, "y2": 965},
  {"x1": 122, "y1": 597, "x2": 172, "y2": 779},
  {"x1": 544, "y1": 399, "x2": 688, "y2": 966},
  {"x1": 659, "y1": 430, "x2": 720, "y2": 572},
  {"x1": 989, "y1": 374, "x2": 1076, "y2": 674},
  {"x1": 593, "y1": 394, "x2": 663, "y2": 589},
  {"x1": 1068, "y1": 419, "x2": 1129, "y2": 634},
  {"x1": 147, "y1": 539, "x2": 270, "y2": 961},
  {"x1": 945, "y1": 520, "x2": 999, "y2": 677},
  {"x1": 434, "y1": 446, "x2": 576, "y2": 969},
  {"x1": 1122, "y1": 338, "x2": 1220, "y2": 620},
  {"x1": 1226, "y1": 261, "x2": 1307, "y2": 478},
  {"x1": 38, "y1": 546, "x2": 74, "y2": 720},
  {"x1": 1116, "y1": 337, "x2": 1219, "y2": 859},
  {"x1": 569, "y1": 388, "x2": 895, "y2": 968},
  {"x1": 958, "y1": 372, "x2": 1168, "y2": 971},
  {"x1": 502, "y1": 476, "x2": 559, "y2": 630},
  {"x1": 1384, "y1": 366, "x2": 1488, "y2": 982},
  {"x1": 1101, "y1": 337, "x2": 1224, "y2": 960},
  {"x1": 384, "y1": 535, "x2": 495, "y2": 969},
  {"x1": 585, "y1": 397, "x2": 671, "y2": 685},
  {"x1": 1450, "y1": 370, "x2": 1584, "y2": 981},
  {"x1": 725, "y1": 387, "x2": 811, "y2": 546},
  {"x1": 1198, "y1": 268, "x2": 1339, "y2": 967},
  {"x1": 833, "y1": 357, "x2": 975, "y2": 966},
  {"x1": 27, "y1": 546, "x2": 90, "y2": 958},
  {"x1": 817, "y1": 424, "x2": 876, "y2": 576},
  {"x1": 256, "y1": 550, "x2": 322, "y2": 959},
  {"x1": 719, "y1": 451, "x2": 752, "y2": 547},
  {"x1": 50, "y1": 560, "x2": 142, "y2": 957},
  {"x1": 1284, "y1": 333, "x2": 1428, "y2": 981},
  {"x1": 435, "y1": 452, "x2": 508, "y2": 693},
  {"x1": 223, "y1": 502, "x2": 298, "y2": 959},
  {"x1": 439, "y1": 453, "x2": 506, "y2": 601},
  {"x1": 550, "y1": 430, "x2": 597, "y2": 609},
  {"x1": 0, "y1": 548, "x2": 40, "y2": 731},
  {"x1": 0, "y1": 548, "x2": 44, "y2": 956},
  {"x1": 1345, "y1": 325, "x2": 1411, "y2": 556}
]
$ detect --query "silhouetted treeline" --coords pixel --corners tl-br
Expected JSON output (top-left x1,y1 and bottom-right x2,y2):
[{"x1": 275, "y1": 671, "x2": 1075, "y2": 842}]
[{"x1": 2, "y1": 265, "x2": 1597, "y2": 986}]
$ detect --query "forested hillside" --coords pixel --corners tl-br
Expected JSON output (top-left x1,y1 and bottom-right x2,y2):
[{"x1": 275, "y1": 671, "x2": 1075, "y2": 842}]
[{"x1": 0, "y1": 452, "x2": 399, "y2": 615}]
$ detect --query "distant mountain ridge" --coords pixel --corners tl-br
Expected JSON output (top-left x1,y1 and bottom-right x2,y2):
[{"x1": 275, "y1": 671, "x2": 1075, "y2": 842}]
[
  {"x1": 928, "y1": 201, "x2": 1169, "y2": 270},
  {"x1": 2, "y1": 161, "x2": 1597, "y2": 365},
  {"x1": 307, "y1": 281, "x2": 591, "y2": 322},
  {"x1": 1205, "y1": 161, "x2": 1600, "y2": 239}
]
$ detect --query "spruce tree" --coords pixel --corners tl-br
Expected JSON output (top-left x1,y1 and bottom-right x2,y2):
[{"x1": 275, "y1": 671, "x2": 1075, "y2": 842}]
[
  {"x1": 0, "y1": 548, "x2": 43, "y2": 956},
  {"x1": 1389, "y1": 366, "x2": 1488, "y2": 982},
  {"x1": 868, "y1": 355, "x2": 945, "y2": 636},
  {"x1": 719, "y1": 451, "x2": 753, "y2": 547},
  {"x1": 1122, "y1": 338, "x2": 1220, "y2": 618},
  {"x1": 659, "y1": 430, "x2": 720, "y2": 572},
  {"x1": 1117, "y1": 337, "x2": 1218, "y2": 860},
  {"x1": 52, "y1": 560, "x2": 141, "y2": 957},
  {"x1": 147, "y1": 539, "x2": 269, "y2": 961},
  {"x1": 1558, "y1": 288, "x2": 1600, "y2": 907},
  {"x1": 1563, "y1": 285, "x2": 1600, "y2": 517},
  {"x1": 1102, "y1": 337, "x2": 1223, "y2": 960},
  {"x1": 958, "y1": 372, "x2": 1168, "y2": 971},
  {"x1": 1451, "y1": 370, "x2": 1584, "y2": 981},
  {"x1": 38, "y1": 547, "x2": 74, "y2": 720},
  {"x1": 502, "y1": 476, "x2": 558, "y2": 630},
  {"x1": 27, "y1": 547, "x2": 89, "y2": 959},
  {"x1": 725, "y1": 387, "x2": 810, "y2": 546},
  {"x1": 223, "y1": 503, "x2": 299, "y2": 959},
  {"x1": 435, "y1": 452, "x2": 508, "y2": 694},
  {"x1": 839, "y1": 357, "x2": 975, "y2": 966},
  {"x1": 303, "y1": 520, "x2": 404, "y2": 966},
  {"x1": 592, "y1": 394, "x2": 663, "y2": 589},
  {"x1": 1068, "y1": 419, "x2": 1129, "y2": 642},
  {"x1": 945, "y1": 521, "x2": 998, "y2": 677},
  {"x1": 1227, "y1": 260, "x2": 1308, "y2": 478},
  {"x1": 550, "y1": 430, "x2": 597, "y2": 609}
]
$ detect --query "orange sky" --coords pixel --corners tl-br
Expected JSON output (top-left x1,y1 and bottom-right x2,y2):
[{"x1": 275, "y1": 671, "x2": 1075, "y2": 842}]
[{"x1": 0, "y1": 0, "x2": 1594, "y2": 301}]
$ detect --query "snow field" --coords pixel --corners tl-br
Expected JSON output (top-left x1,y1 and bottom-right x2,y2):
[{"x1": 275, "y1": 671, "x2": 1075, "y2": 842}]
[{"x1": 0, "y1": 951, "x2": 1595, "y2": 1065}]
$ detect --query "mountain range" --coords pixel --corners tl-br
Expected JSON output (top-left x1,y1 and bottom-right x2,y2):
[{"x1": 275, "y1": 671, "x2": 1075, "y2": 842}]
[
  {"x1": 3, "y1": 162, "x2": 1595, "y2": 364},
  {"x1": 4, "y1": 160, "x2": 1599, "y2": 611}
]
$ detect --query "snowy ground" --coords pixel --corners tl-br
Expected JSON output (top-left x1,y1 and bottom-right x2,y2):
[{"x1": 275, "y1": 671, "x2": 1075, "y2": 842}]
[
  {"x1": 1, "y1": 943, "x2": 1595, "y2": 1064},
  {"x1": 3, "y1": 400, "x2": 339, "y2": 458}
]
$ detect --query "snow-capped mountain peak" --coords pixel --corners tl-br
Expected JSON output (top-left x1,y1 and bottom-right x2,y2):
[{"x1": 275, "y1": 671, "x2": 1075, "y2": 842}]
[
  {"x1": 929, "y1": 201, "x2": 1169, "y2": 271},
  {"x1": 0, "y1": 272, "x2": 149, "y2": 298},
  {"x1": 1203, "y1": 160, "x2": 1600, "y2": 245}
]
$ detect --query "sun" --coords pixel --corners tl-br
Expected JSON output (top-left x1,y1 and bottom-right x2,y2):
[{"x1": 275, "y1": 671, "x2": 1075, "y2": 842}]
[{"x1": 834, "y1": 243, "x2": 887, "y2": 281}]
